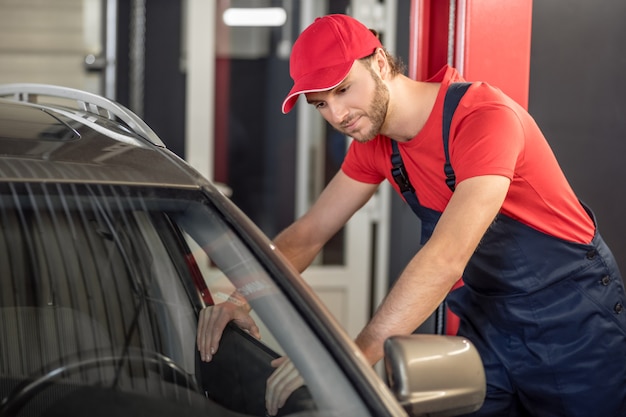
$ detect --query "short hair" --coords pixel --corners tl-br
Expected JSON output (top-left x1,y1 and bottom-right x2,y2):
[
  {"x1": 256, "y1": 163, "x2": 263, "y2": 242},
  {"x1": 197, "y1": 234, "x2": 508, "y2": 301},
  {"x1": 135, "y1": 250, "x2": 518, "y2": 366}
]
[{"x1": 358, "y1": 29, "x2": 406, "y2": 76}]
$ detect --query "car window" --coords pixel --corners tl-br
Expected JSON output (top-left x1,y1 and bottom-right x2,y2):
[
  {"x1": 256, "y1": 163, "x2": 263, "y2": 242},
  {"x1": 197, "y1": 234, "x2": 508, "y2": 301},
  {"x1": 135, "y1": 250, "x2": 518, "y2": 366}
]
[
  {"x1": 0, "y1": 182, "x2": 369, "y2": 417},
  {"x1": 181, "y1": 230, "x2": 286, "y2": 355}
]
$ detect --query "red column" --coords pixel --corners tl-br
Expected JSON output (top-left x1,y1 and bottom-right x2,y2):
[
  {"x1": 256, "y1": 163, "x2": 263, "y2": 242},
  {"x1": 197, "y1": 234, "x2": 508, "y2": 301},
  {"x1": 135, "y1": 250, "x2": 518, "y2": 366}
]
[
  {"x1": 455, "y1": 0, "x2": 533, "y2": 109},
  {"x1": 408, "y1": 0, "x2": 451, "y2": 81},
  {"x1": 409, "y1": 0, "x2": 533, "y2": 109}
]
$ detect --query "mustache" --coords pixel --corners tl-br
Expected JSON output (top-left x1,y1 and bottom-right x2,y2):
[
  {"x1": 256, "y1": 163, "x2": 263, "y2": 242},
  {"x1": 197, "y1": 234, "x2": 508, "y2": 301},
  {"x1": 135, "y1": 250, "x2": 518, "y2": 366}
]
[{"x1": 340, "y1": 115, "x2": 357, "y2": 129}]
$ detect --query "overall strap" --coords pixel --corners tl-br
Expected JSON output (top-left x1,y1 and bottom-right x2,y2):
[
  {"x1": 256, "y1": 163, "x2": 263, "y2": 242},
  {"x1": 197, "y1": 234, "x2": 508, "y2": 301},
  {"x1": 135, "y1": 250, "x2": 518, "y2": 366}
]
[
  {"x1": 442, "y1": 82, "x2": 472, "y2": 191},
  {"x1": 391, "y1": 140, "x2": 421, "y2": 214}
]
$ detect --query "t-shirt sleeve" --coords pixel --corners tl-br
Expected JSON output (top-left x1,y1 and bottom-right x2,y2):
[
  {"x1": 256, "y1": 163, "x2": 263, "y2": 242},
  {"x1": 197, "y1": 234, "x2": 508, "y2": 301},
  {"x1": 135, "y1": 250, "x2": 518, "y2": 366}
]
[
  {"x1": 341, "y1": 139, "x2": 387, "y2": 185},
  {"x1": 451, "y1": 103, "x2": 525, "y2": 184}
]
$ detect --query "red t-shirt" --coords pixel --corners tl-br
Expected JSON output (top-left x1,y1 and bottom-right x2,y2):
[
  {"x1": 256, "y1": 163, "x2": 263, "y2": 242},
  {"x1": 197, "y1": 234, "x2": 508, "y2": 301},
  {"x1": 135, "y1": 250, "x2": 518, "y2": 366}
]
[{"x1": 341, "y1": 65, "x2": 595, "y2": 243}]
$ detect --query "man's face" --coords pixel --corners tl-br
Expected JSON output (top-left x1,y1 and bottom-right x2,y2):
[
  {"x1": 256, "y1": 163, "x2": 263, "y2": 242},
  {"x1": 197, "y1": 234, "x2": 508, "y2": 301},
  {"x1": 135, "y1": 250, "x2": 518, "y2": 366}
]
[{"x1": 305, "y1": 60, "x2": 389, "y2": 143}]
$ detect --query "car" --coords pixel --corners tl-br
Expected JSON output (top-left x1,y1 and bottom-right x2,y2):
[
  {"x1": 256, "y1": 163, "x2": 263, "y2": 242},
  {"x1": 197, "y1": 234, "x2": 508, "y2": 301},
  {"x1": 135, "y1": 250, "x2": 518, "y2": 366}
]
[{"x1": 0, "y1": 83, "x2": 486, "y2": 417}]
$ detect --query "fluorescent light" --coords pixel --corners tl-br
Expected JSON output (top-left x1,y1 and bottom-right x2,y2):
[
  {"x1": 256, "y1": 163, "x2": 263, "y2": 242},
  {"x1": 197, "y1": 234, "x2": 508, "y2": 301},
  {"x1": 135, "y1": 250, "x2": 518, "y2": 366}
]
[{"x1": 223, "y1": 7, "x2": 287, "y2": 27}]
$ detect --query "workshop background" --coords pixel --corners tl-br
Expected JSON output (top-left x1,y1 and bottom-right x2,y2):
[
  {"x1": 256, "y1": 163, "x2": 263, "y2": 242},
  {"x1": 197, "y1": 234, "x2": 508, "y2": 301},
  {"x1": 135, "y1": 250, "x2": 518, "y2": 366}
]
[{"x1": 0, "y1": 0, "x2": 624, "y2": 335}]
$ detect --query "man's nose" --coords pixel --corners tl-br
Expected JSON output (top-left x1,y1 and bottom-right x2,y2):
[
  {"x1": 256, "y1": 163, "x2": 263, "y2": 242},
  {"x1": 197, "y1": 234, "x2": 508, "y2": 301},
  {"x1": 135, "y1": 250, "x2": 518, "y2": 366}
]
[{"x1": 326, "y1": 100, "x2": 349, "y2": 125}]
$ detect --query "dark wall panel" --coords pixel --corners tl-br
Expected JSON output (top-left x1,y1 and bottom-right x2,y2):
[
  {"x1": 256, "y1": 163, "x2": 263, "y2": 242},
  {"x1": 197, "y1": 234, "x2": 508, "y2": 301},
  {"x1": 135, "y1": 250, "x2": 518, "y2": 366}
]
[
  {"x1": 144, "y1": 0, "x2": 186, "y2": 157},
  {"x1": 116, "y1": 1, "x2": 186, "y2": 157},
  {"x1": 528, "y1": 0, "x2": 626, "y2": 275}
]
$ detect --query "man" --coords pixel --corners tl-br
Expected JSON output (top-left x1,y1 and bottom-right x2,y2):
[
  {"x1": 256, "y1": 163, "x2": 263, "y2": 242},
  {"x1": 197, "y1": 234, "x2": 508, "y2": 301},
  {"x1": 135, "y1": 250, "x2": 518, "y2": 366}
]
[{"x1": 198, "y1": 14, "x2": 626, "y2": 416}]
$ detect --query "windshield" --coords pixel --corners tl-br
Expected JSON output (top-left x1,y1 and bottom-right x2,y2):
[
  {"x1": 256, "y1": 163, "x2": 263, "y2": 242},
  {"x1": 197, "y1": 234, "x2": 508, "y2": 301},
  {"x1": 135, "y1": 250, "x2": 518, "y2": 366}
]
[{"x1": 0, "y1": 182, "x2": 369, "y2": 417}]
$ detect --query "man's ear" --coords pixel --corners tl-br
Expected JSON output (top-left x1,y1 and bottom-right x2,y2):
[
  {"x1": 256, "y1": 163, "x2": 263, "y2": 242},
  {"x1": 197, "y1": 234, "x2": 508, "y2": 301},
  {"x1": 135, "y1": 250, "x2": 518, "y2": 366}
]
[{"x1": 373, "y1": 48, "x2": 390, "y2": 80}]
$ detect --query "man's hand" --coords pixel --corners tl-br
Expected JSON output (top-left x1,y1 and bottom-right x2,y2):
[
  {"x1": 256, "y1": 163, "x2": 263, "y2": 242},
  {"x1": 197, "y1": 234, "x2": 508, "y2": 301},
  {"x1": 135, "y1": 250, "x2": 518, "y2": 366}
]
[
  {"x1": 265, "y1": 357, "x2": 304, "y2": 416},
  {"x1": 196, "y1": 300, "x2": 260, "y2": 362}
]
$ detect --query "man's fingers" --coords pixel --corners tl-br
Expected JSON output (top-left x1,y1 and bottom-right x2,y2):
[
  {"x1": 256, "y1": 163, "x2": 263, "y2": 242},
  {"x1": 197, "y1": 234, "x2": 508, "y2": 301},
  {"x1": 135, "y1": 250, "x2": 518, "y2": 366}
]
[
  {"x1": 233, "y1": 315, "x2": 261, "y2": 340},
  {"x1": 270, "y1": 356, "x2": 287, "y2": 368},
  {"x1": 266, "y1": 358, "x2": 304, "y2": 416},
  {"x1": 197, "y1": 301, "x2": 260, "y2": 362},
  {"x1": 196, "y1": 306, "x2": 214, "y2": 360},
  {"x1": 197, "y1": 305, "x2": 229, "y2": 362},
  {"x1": 206, "y1": 305, "x2": 231, "y2": 359}
]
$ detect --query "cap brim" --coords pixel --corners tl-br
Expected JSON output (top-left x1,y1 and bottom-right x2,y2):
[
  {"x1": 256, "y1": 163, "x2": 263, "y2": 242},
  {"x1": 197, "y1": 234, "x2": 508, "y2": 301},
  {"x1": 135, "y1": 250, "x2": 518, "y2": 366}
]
[{"x1": 281, "y1": 61, "x2": 354, "y2": 114}]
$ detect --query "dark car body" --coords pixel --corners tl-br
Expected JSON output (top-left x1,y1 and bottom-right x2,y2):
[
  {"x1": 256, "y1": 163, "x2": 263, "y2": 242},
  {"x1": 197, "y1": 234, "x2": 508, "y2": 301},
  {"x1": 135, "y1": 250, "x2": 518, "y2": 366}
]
[{"x1": 0, "y1": 84, "x2": 485, "y2": 417}]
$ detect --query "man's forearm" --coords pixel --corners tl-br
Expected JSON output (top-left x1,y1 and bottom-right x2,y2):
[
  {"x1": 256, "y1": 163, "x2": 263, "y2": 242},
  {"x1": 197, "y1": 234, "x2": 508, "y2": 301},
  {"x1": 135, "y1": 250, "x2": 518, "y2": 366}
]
[
  {"x1": 273, "y1": 223, "x2": 324, "y2": 273},
  {"x1": 355, "y1": 245, "x2": 465, "y2": 365},
  {"x1": 354, "y1": 287, "x2": 449, "y2": 365}
]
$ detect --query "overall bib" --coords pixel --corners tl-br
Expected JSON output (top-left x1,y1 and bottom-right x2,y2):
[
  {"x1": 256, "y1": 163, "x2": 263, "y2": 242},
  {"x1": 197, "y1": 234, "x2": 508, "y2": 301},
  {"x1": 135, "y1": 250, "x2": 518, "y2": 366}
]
[{"x1": 390, "y1": 84, "x2": 626, "y2": 416}]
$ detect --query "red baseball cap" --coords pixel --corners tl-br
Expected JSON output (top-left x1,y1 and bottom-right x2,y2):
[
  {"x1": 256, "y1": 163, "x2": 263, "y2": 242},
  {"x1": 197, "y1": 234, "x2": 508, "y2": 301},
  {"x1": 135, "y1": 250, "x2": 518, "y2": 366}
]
[{"x1": 281, "y1": 14, "x2": 382, "y2": 114}]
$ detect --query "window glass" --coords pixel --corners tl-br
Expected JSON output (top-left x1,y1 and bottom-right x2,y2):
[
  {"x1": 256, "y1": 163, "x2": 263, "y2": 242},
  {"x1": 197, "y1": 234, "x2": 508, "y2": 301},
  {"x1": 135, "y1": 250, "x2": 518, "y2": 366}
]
[{"x1": 0, "y1": 182, "x2": 367, "y2": 416}]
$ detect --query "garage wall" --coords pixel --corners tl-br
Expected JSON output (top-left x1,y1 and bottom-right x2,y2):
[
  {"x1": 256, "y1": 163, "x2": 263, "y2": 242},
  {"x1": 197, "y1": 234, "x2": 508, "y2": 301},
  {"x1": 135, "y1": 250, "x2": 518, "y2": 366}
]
[{"x1": 0, "y1": 0, "x2": 102, "y2": 93}]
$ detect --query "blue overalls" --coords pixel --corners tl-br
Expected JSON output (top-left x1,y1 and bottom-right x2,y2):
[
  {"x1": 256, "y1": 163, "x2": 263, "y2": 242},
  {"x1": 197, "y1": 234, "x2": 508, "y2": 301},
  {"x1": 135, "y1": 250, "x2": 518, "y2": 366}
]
[{"x1": 390, "y1": 84, "x2": 626, "y2": 416}]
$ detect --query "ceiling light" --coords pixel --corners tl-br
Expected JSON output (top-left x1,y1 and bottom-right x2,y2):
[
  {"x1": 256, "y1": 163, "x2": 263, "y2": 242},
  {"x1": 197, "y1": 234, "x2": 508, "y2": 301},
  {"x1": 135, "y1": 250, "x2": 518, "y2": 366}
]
[{"x1": 223, "y1": 7, "x2": 287, "y2": 27}]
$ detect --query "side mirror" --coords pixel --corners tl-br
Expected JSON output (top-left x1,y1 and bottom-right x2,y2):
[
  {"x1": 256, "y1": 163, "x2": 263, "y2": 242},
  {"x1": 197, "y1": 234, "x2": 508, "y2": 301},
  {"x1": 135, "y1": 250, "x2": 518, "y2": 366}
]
[{"x1": 384, "y1": 335, "x2": 486, "y2": 417}]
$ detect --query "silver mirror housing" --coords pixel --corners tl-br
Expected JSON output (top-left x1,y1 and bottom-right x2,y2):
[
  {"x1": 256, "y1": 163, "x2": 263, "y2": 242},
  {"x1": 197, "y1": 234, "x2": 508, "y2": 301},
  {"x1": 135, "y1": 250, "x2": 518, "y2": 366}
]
[{"x1": 384, "y1": 335, "x2": 486, "y2": 417}]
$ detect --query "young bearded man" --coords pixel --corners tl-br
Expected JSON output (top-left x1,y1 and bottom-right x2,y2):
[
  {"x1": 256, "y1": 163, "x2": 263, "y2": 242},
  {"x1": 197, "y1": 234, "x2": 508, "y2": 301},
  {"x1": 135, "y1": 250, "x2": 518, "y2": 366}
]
[{"x1": 198, "y1": 14, "x2": 626, "y2": 416}]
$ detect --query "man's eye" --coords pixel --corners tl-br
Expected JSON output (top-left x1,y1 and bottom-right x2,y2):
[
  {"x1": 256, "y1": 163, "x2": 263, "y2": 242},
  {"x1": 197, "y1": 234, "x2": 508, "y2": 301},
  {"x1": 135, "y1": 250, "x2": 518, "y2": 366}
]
[{"x1": 315, "y1": 102, "x2": 326, "y2": 109}]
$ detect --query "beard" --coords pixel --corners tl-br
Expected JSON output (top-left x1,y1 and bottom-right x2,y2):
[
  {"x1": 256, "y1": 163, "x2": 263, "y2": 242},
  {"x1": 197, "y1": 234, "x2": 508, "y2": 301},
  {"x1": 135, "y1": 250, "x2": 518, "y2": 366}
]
[{"x1": 340, "y1": 67, "x2": 390, "y2": 143}]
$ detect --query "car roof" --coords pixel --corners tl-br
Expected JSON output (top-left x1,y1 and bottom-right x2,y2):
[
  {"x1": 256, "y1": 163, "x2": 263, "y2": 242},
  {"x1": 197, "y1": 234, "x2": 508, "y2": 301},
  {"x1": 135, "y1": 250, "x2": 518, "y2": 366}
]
[{"x1": 0, "y1": 84, "x2": 201, "y2": 188}]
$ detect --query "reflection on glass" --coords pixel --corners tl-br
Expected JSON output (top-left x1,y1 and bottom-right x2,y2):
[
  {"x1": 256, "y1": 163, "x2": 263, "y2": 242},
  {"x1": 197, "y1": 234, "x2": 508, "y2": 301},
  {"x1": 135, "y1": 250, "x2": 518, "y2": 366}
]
[{"x1": 0, "y1": 182, "x2": 367, "y2": 416}]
